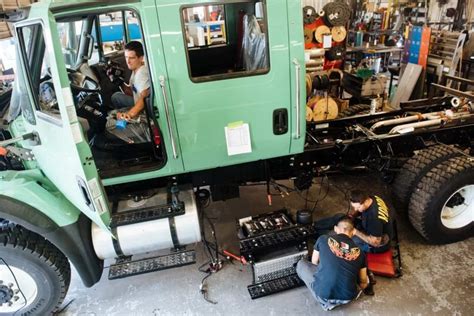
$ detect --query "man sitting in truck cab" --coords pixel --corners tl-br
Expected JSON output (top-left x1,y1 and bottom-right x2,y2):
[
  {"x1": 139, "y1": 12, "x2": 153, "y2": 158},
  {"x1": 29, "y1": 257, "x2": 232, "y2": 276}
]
[{"x1": 107, "y1": 41, "x2": 151, "y2": 144}]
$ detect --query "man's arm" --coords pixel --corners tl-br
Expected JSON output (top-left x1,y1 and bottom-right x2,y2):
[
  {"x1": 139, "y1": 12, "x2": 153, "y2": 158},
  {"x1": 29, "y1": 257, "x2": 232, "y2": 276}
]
[
  {"x1": 353, "y1": 228, "x2": 383, "y2": 247},
  {"x1": 358, "y1": 267, "x2": 369, "y2": 290},
  {"x1": 311, "y1": 249, "x2": 320, "y2": 265},
  {"x1": 117, "y1": 88, "x2": 150, "y2": 120}
]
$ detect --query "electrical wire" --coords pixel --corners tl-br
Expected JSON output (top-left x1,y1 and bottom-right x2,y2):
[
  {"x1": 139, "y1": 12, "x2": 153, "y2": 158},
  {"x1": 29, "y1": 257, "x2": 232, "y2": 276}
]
[
  {"x1": 310, "y1": 174, "x2": 331, "y2": 213},
  {"x1": 196, "y1": 189, "x2": 224, "y2": 305},
  {"x1": 0, "y1": 257, "x2": 28, "y2": 316}
]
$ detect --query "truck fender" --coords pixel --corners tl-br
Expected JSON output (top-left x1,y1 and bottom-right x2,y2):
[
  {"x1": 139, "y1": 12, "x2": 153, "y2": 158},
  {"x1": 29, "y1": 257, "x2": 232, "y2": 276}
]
[{"x1": 0, "y1": 175, "x2": 103, "y2": 287}]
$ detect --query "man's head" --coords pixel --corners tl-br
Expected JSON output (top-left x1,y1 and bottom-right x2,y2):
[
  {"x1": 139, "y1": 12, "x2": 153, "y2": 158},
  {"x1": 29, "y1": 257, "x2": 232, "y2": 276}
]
[
  {"x1": 349, "y1": 190, "x2": 372, "y2": 213},
  {"x1": 334, "y1": 216, "x2": 355, "y2": 237},
  {"x1": 125, "y1": 41, "x2": 145, "y2": 71}
]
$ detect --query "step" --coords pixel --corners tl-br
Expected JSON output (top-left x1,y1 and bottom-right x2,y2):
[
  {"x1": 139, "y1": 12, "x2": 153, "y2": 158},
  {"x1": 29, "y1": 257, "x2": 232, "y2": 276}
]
[
  {"x1": 247, "y1": 273, "x2": 304, "y2": 299},
  {"x1": 108, "y1": 250, "x2": 196, "y2": 280},
  {"x1": 110, "y1": 201, "x2": 185, "y2": 228}
]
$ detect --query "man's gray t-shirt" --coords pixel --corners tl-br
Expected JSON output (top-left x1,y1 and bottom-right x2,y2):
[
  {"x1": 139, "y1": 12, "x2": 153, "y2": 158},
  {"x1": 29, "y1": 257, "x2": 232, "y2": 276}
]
[{"x1": 130, "y1": 65, "x2": 150, "y2": 102}]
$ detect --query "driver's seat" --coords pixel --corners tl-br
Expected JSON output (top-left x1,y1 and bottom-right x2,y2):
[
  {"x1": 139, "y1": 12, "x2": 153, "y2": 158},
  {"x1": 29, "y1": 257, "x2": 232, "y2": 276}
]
[{"x1": 78, "y1": 63, "x2": 99, "y2": 83}]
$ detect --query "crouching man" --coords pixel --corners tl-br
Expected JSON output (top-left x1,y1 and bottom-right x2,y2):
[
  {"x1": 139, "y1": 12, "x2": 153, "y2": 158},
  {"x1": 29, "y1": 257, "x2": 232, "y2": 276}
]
[{"x1": 296, "y1": 217, "x2": 369, "y2": 311}]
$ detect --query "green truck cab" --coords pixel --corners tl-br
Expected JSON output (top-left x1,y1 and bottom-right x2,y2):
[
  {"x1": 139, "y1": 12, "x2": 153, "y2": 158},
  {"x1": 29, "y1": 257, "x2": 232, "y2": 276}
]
[
  {"x1": 0, "y1": 1, "x2": 306, "y2": 314},
  {"x1": 1, "y1": 0, "x2": 473, "y2": 314}
]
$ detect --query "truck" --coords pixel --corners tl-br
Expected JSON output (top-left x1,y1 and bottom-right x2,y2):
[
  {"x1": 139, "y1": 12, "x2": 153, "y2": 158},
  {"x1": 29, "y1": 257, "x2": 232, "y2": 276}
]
[{"x1": 0, "y1": 0, "x2": 472, "y2": 314}]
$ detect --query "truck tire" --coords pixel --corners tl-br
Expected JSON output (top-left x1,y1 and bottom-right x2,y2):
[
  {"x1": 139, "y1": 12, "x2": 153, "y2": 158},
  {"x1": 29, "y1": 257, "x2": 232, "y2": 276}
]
[
  {"x1": 392, "y1": 145, "x2": 462, "y2": 212},
  {"x1": 0, "y1": 221, "x2": 71, "y2": 315},
  {"x1": 337, "y1": 104, "x2": 370, "y2": 118},
  {"x1": 408, "y1": 156, "x2": 474, "y2": 244}
]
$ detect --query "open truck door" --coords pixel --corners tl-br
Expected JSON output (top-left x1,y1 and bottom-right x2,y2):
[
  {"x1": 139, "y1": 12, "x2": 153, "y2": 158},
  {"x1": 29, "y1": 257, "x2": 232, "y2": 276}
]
[{"x1": 15, "y1": 2, "x2": 111, "y2": 231}]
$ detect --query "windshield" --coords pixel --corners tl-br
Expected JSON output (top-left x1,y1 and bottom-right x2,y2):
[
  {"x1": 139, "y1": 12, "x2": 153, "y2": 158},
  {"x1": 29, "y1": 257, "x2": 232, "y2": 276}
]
[{"x1": 57, "y1": 20, "x2": 84, "y2": 67}]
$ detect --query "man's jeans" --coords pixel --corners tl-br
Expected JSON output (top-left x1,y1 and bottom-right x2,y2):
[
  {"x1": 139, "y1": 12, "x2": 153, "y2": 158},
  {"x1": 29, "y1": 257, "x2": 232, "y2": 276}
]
[
  {"x1": 111, "y1": 92, "x2": 134, "y2": 109},
  {"x1": 296, "y1": 259, "x2": 352, "y2": 311}
]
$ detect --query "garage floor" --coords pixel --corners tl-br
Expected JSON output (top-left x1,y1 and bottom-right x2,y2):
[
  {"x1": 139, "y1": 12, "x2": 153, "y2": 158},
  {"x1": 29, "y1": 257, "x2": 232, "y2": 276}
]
[{"x1": 60, "y1": 174, "x2": 473, "y2": 315}]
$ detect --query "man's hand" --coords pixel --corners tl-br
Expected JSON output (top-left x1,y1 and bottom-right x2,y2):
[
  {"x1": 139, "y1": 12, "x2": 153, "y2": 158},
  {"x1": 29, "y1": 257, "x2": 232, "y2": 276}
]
[
  {"x1": 117, "y1": 112, "x2": 131, "y2": 121},
  {"x1": 311, "y1": 249, "x2": 320, "y2": 265}
]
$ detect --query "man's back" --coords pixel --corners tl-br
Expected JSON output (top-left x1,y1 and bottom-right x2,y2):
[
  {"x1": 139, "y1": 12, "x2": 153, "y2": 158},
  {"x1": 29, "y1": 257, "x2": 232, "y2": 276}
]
[{"x1": 313, "y1": 234, "x2": 366, "y2": 301}]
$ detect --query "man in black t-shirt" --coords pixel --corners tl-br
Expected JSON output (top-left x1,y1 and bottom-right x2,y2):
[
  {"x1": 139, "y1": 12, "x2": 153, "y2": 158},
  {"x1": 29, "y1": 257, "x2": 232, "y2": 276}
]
[
  {"x1": 348, "y1": 190, "x2": 394, "y2": 254},
  {"x1": 296, "y1": 217, "x2": 369, "y2": 311}
]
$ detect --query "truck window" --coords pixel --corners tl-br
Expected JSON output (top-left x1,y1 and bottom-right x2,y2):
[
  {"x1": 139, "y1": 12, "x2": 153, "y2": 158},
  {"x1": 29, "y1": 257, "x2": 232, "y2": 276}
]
[
  {"x1": 182, "y1": 1, "x2": 269, "y2": 82},
  {"x1": 57, "y1": 20, "x2": 84, "y2": 67},
  {"x1": 17, "y1": 23, "x2": 59, "y2": 119},
  {"x1": 94, "y1": 11, "x2": 141, "y2": 56}
]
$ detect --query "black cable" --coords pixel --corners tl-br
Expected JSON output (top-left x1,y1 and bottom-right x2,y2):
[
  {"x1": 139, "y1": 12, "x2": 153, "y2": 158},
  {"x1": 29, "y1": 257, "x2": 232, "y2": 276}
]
[
  {"x1": 310, "y1": 174, "x2": 330, "y2": 213},
  {"x1": 0, "y1": 257, "x2": 28, "y2": 316},
  {"x1": 196, "y1": 191, "x2": 224, "y2": 305},
  {"x1": 200, "y1": 272, "x2": 217, "y2": 304},
  {"x1": 55, "y1": 299, "x2": 75, "y2": 314}
]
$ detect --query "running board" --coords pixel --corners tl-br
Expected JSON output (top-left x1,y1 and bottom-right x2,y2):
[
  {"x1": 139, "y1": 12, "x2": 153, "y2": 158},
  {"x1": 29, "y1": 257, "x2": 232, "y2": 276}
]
[
  {"x1": 247, "y1": 273, "x2": 304, "y2": 299},
  {"x1": 108, "y1": 250, "x2": 196, "y2": 280},
  {"x1": 110, "y1": 202, "x2": 185, "y2": 228}
]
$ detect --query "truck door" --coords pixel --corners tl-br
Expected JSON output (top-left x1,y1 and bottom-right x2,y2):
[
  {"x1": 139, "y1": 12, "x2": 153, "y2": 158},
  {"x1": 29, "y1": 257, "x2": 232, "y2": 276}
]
[
  {"x1": 15, "y1": 5, "x2": 111, "y2": 231},
  {"x1": 155, "y1": 0, "x2": 305, "y2": 172}
]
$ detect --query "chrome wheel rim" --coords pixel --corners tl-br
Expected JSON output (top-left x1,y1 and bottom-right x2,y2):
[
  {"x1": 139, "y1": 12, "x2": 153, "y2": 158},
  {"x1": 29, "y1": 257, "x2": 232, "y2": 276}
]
[
  {"x1": 0, "y1": 264, "x2": 38, "y2": 312},
  {"x1": 441, "y1": 184, "x2": 474, "y2": 229}
]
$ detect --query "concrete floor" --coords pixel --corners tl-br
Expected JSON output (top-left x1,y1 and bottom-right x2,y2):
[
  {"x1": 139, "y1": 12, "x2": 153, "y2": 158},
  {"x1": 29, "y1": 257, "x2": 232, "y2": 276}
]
[{"x1": 60, "y1": 174, "x2": 473, "y2": 315}]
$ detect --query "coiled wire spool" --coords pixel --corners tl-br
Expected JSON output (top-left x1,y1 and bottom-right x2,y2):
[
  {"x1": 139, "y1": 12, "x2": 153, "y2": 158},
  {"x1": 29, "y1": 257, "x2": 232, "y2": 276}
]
[
  {"x1": 306, "y1": 95, "x2": 321, "y2": 109},
  {"x1": 306, "y1": 106, "x2": 314, "y2": 121},
  {"x1": 313, "y1": 97, "x2": 339, "y2": 121},
  {"x1": 312, "y1": 74, "x2": 330, "y2": 91},
  {"x1": 314, "y1": 25, "x2": 331, "y2": 43},
  {"x1": 312, "y1": 75, "x2": 322, "y2": 91},
  {"x1": 326, "y1": 45, "x2": 345, "y2": 60},
  {"x1": 303, "y1": 6, "x2": 319, "y2": 24},
  {"x1": 320, "y1": 74, "x2": 330, "y2": 90},
  {"x1": 305, "y1": 74, "x2": 313, "y2": 96},
  {"x1": 323, "y1": 0, "x2": 351, "y2": 27},
  {"x1": 331, "y1": 26, "x2": 347, "y2": 42},
  {"x1": 304, "y1": 26, "x2": 316, "y2": 44}
]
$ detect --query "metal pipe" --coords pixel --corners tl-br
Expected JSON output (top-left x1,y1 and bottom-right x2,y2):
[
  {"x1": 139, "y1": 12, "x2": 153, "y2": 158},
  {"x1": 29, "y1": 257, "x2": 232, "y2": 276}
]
[
  {"x1": 387, "y1": 112, "x2": 474, "y2": 134},
  {"x1": 370, "y1": 112, "x2": 441, "y2": 131},
  {"x1": 389, "y1": 119, "x2": 443, "y2": 134}
]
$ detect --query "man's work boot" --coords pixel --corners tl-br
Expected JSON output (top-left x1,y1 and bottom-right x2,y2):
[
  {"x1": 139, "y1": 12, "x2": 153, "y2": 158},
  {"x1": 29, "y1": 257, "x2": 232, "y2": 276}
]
[
  {"x1": 368, "y1": 270, "x2": 377, "y2": 285},
  {"x1": 364, "y1": 283, "x2": 375, "y2": 296}
]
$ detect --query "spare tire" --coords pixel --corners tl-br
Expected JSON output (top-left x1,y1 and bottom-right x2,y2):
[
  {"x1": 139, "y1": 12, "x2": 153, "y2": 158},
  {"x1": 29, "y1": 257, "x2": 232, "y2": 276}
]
[
  {"x1": 408, "y1": 156, "x2": 474, "y2": 244},
  {"x1": 392, "y1": 145, "x2": 463, "y2": 212},
  {"x1": 337, "y1": 104, "x2": 370, "y2": 118}
]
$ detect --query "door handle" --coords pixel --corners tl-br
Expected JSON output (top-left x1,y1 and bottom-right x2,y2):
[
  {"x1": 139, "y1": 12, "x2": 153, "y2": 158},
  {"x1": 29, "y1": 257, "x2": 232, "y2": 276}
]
[
  {"x1": 273, "y1": 109, "x2": 288, "y2": 135},
  {"x1": 292, "y1": 59, "x2": 301, "y2": 139},
  {"x1": 159, "y1": 76, "x2": 179, "y2": 159}
]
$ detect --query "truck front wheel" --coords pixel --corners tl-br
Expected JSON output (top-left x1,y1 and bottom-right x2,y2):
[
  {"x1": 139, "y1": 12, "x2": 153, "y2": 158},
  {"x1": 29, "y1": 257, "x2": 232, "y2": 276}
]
[
  {"x1": 408, "y1": 156, "x2": 474, "y2": 244},
  {"x1": 0, "y1": 221, "x2": 70, "y2": 315}
]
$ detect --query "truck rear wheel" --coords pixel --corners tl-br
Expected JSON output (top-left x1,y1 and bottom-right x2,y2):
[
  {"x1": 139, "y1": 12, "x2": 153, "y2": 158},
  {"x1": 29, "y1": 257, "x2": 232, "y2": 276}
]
[
  {"x1": 0, "y1": 221, "x2": 70, "y2": 315},
  {"x1": 393, "y1": 145, "x2": 462, "y2": 212},
  {"x1": 408, "y1": 156, "x2": 474, "y2": 244}
]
